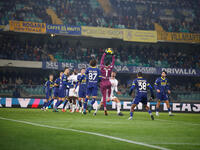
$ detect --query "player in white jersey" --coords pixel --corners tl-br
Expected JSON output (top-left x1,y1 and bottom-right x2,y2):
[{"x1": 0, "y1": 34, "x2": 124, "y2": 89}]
[
  {"x1": 94, "y1": 71, "x2": 123, "y2": 116},
  {"x1": 66, "y1": 69, "x2": 79, "y2": 113}
]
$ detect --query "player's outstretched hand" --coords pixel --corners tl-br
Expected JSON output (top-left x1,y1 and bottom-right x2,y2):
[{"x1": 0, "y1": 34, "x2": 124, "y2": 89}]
[{"x1": 105, "y1": 48, "x2": 114, "y2": 55}]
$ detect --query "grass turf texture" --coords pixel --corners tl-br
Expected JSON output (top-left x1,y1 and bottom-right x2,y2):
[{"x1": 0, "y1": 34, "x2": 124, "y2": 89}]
[{"x1": 0, "y1": 108, "x2": 200, "y2": 150}]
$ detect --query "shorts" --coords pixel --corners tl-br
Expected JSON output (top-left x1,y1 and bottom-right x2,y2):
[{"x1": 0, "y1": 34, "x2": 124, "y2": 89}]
[
  {"x1": 59, "y1": 87, "x2": 69, "y2": 98},
  {"x1": 79, "y1": 88, "x2": 86, "y2": 98},
  {"x1": 132, "y1": 95, "x2": 148, "y2": 105},
  {"x1": 156, "y1": 93, "x2": 168, "y2": 101},
  {"x1": 45, "y1": 91, "x2": 52, "y2": 100},
  {"x1": 53, "y1": 88, "x2": 59, "y2": 98},
  {"x1": 86, "y1": 86, "x2": 98, "y2": 96},
  {"x1": 69, "y1": 88, "x2": 78, "y2": 97}
]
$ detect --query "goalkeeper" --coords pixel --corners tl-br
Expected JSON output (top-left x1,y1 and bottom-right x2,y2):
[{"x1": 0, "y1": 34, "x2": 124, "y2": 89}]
[{"x1": 100, "y1": 48, "x2": 115, "y2": 115}]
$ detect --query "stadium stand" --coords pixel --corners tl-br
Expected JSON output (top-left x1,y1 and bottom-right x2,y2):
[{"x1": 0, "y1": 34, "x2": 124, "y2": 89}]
[
  {"x1": 1, "y1": 0, "x2": 200, "y2": 32},
  {"x1": 0, "y1": 34, "x2": 199, "y2": 69}
]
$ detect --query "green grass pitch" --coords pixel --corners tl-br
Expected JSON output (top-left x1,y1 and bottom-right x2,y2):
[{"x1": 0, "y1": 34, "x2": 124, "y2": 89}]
[{"x1": 0, "y1": 108, "x2": 200, "y2": 150}]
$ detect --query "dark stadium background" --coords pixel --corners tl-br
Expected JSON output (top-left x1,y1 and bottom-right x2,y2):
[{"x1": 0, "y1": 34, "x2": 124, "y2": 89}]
[{"x1": 0, "y1": 0, "x2": 199, "y2": 106}]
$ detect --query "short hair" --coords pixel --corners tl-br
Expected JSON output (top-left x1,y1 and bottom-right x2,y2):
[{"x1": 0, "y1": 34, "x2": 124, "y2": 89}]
[
  {"x1": 89, "y1": 59, "x2": 97, "y2": 67},
  {"x1": 112, "y1": 70, "x2": 117, "y2": 73},
  {"x1": 81, "y1": 68, "x2": 86, "y2": 70},
  {"x1": 137, "y1": 72, "x2": 143, "y2": 77},
  {"x1": 64, "y1": 67, "x2": 69, "y2": 70},
  {"x1": 162, "y1": 70, "x2": 167, "y2": 75}
]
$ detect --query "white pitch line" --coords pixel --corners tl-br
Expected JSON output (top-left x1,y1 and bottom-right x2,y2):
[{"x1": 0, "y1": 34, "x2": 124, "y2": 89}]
[
  {"x1": 149, "y1": 143, "x2": 200, "y2": 146},
  {"x1": 0, "y1": 116, "x2": 170, "y2": 150}
]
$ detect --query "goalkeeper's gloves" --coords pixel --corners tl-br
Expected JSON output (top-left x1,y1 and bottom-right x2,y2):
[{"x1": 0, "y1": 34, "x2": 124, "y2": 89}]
[{"x1": 105, "y1": 48, "x2": 114, "y2": 55}]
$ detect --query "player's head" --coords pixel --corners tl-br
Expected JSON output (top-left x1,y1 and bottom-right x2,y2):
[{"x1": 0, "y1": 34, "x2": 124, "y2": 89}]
[
  {"x1": 81, "y1": 68, "x2": 86, "y2": 74},
  {"x1": 49, "y1": 74, "x2": 53, "y2": 81},
  {"x1": 60, "y1": 71, "x2": 63, "y2": 77},
  {"x1": 64, "y1": 67, "x2": 70, "y2": 75},
  {"x1": 161, "y1": 71, "x2": 167, "y2": 78},
  {"x1": 111, "y1": 71, "x2": 117, "y2": 77},
  {"x1": 89, "y1": 59, "x2": 97, "y2": 67},
  {"x1": 137, "y1": 72, "x2": 143, "y2": 78}
]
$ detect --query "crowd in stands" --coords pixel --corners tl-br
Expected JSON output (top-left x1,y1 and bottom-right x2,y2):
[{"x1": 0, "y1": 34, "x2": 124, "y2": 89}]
[
  {"x1": 0, "y1": 34, "x2": 200, "y2": 69},
  {"x1": 1, "y1": 0, "x2": 200, "y2": 33}
]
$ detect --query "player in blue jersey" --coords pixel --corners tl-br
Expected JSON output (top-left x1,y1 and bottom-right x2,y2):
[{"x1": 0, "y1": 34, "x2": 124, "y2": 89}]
[
  {"x1": 48, "y1": 71, "x2": 63, "y2": 108},
  {"x1": 128, "y1": 72, "x2": 155, "y2": 120},
  {"x1": 53, "y1": 67, "x2": 70, "y2": 112},
  {"x1": 54, "y1": 72, "x2": 63, "y2": 99},
  {"x1": 83, "y1": 59, "x2": 101, "y2": 115},
  {"x1": 42, "y1": 74, "x2": 54, "y2": 111},
  {"x1": 155, "y1": 71, "x2": 173, "y2": 116},
  {"x1": 75, "y1": 68, "x2": 87, "y2": 113}
]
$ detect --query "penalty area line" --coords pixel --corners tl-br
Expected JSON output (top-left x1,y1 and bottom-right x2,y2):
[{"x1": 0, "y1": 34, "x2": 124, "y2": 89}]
[{"x1": 0, "y1": 116, "x2": 170, "y2": 150}]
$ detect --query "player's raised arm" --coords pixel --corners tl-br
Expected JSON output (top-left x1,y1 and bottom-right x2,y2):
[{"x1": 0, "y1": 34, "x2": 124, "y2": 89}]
[{"x1": 100, "y1": 52, "x2": 106, "y2": 68}]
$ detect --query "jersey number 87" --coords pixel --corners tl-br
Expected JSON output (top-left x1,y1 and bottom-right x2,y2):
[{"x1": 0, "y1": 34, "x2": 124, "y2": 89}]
[{"x1": 88, "y1": 72, "x2": 97, "y2": 80}]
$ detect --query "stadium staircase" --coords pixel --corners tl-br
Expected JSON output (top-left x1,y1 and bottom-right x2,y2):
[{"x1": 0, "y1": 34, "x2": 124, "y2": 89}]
[
  {"x1": 46, "y1": 8, "x2": 63, "y2": 25},
  {"x1": 48, "y1": 54, "x2": 56, "y2": 62},
  {"x1": 97, "y1": 0, "x2": 115, "y2": 15},
  {"x1": 89, "y1": 0, "x2": 100, "y2": 9}
]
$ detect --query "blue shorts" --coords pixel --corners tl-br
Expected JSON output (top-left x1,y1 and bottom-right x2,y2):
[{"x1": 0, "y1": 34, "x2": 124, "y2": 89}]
[
  {"x1": 54, "y1": 88, "x2": 59, "y2": 97},
  {"x1": 59, "y1": 88, "x2": 69, "y2": 98},
  {"x1": 46, "y1": 91, "x2": 52, "y2": 100},
  {"x1": 156, "y1": 93, "x2": 168, "y2": 101},
  {"x1": 86, "y1": 86, "x2": 98, "y2": 96},
  {"x1": 132, "y1": 95, "x2": 147, "y2": 105},
  {"x1": 79, "y1": 88, "x2": 86, "y2": 98}
]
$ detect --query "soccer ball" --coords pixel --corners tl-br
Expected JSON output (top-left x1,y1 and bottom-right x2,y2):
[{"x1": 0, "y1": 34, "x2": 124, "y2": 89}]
[{"x1": 105, "y1": 48, "x2": 113, "y2": 55}]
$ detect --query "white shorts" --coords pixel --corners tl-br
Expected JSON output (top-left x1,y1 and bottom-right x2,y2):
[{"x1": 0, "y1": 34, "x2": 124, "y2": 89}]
[{"x1": 69, "y1": 87, "x2": 78, "y2": 97}]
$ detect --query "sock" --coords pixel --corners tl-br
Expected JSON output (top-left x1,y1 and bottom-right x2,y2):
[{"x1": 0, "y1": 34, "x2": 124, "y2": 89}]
[
  {"x1": 76, "y1": 100, "x2": 79, "y2": 110},
  {"x1": 83, "y1": 98, "x2": 88, "y2": 111},
  {"x1": 130, "y1": 111, "x2": 133, "y2": 117},
  {"x1": 148, "y1": 110, "x2": 152, "y2": 115},
  {"x1": 43, "y1": 101, "x2": 47, "y2": 108},
  {"x1": 47, "y1": 99, "x2": 54, "y2": 107},
  {"x1": 79, "y1": 100, "x2": 82, "y2": 108},
  {"x1": 72, "y1": 104, "x2": 75, "y2": 112},
  {"x1": 55, "y1": 100, "x2": 62, "y2": 108},
  {"x1": 89, "y1": 98, "x2": 96, "y2": 110},
  {"x1": 117, "y1": 102, "x2": 121, "y2": 114},
  {"x1": 91, "y1": 98, "x2": 96, "y2": 105},
  {"x1": 63, "y1": 100, "x2": 68, "y2": 109},
  {"x1": 168, "y1": 108, "x2": 172, "y2": 114}
]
